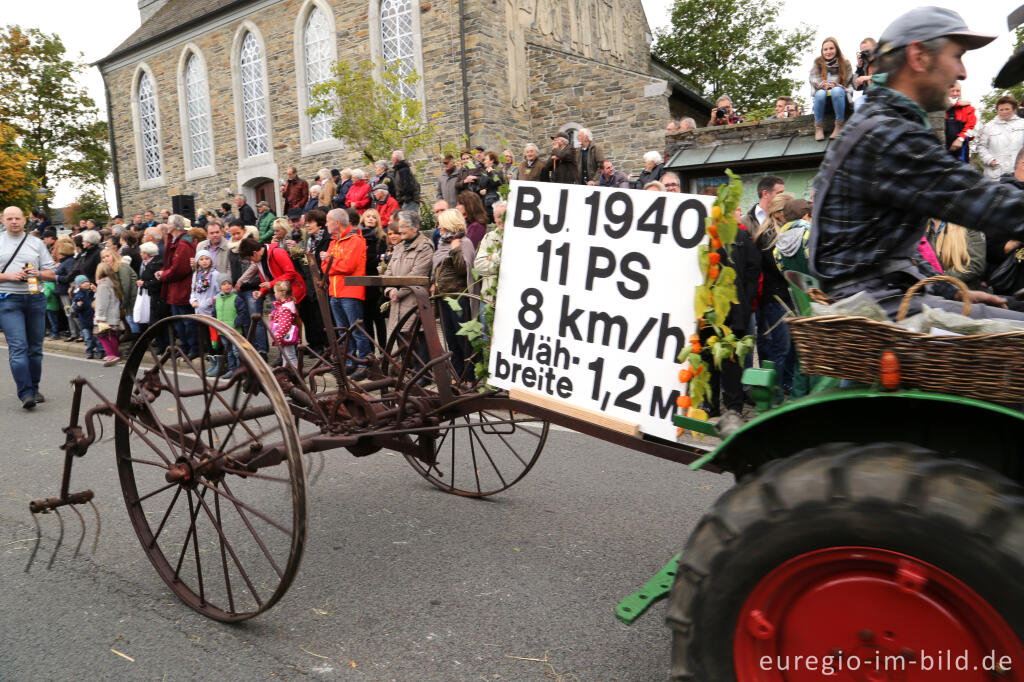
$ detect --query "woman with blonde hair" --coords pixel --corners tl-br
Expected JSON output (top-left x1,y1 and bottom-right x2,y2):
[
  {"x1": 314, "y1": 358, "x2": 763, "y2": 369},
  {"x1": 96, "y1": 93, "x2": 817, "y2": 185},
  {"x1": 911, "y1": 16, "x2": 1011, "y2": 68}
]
[
  {"x1": 359, "y1": 209, "x2": 388, "y2": 345},
  {"x1": 101, "y1": 247, "x2": 139, "y2": 337},
  {"x1": 926, "y1": 219, "x2": 986, "y2": 290},
  {"x1": 317, "y1": 167, "x2": 335, "y2": 209},
  {"x1": 434, "y1": 208, "x2": 479, "y2": 381},
  {"x1": 755, "y1": 192, "x2": 795, "y2": 393},
  {"x1": 93, "y1": 260, "x2": 123, "y2": 365},
  {"x1": 54, "y1": 237, "x2": 80, "y2": 340}
]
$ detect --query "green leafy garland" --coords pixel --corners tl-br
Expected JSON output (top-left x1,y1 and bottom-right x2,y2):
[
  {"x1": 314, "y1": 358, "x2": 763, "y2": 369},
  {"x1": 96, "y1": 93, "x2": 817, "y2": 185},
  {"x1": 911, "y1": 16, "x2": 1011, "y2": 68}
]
[{"x1": 676, "y1": 171, "x2": 755, "y2": 427}]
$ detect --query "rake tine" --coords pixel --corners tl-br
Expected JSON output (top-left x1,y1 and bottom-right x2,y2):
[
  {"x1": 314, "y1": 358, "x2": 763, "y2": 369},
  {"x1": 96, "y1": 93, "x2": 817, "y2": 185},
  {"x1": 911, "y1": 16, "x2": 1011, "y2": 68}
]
[
  {"x1": 69, "y1": 504, "x2": 86, "y2": 558},
  {"x1": 24, "y1": 513, "x2": 42, "y2": 573},
  {"x1": 47, "y1": 508, "x2": 64, "y2": 570},
  {"x1": 88, "y1": 500, "x2": 101, "y2": 554}
]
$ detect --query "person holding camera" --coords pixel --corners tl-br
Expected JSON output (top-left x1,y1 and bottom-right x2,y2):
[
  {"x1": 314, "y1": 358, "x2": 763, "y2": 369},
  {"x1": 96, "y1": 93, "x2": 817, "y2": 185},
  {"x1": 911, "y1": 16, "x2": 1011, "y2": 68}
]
[
  {"x1": 854, "y1": 37, "x2": 877, "y2": 92},
  {"x1": 810, "y1": 36, "x2": 854, "y2": 140},
  {"x1": 711, "y1": 95, "x2": 743, "y2": 126}
]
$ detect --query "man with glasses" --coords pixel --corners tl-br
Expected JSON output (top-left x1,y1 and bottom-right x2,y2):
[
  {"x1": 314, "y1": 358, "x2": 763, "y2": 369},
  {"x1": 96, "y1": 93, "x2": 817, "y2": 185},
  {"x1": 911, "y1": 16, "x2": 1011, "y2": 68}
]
[{"x1": 663, "y1": 172, "x2": 682, "y2": 193}]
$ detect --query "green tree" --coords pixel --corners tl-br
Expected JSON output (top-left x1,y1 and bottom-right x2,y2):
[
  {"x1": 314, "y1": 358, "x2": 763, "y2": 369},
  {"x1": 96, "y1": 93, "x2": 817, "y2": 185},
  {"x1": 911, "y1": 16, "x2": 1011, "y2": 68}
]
[
  {"x1": 653, "y1": 0, "x2": 815, "y2": 116},
  {"x1": 67, "y1": 189, "x2": 109, "y2": 226},
  {"x1": 979, "y1": 26, "x2": 1024, "y2": 123},
  {"x1": 308, "y1": 59, "x2": 435, "y2": 163},
  {"x1": 0, "y1": 26, "x2": 111, "y2": 207}
]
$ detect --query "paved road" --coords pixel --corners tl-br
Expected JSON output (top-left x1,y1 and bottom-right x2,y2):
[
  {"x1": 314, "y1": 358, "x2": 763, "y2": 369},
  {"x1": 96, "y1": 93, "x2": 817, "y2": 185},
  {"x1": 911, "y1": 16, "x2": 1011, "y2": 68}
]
[{"x1": 0, "y1": 347, "x2": 731, "y2": 681}]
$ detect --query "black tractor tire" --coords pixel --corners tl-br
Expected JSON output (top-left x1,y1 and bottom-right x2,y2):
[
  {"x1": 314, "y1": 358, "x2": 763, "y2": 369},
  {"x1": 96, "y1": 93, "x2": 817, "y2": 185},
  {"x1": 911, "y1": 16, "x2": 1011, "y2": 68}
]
[{"x1": 665, "y1": 442, "x2": 1024, "y2": 681}]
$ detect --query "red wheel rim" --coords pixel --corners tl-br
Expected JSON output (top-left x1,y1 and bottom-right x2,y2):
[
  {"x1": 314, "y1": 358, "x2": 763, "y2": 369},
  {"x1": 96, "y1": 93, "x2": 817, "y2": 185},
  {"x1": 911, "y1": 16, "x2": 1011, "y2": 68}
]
[{"x1": 733, "y1": 547, "x2": 1024, "y2": 681}]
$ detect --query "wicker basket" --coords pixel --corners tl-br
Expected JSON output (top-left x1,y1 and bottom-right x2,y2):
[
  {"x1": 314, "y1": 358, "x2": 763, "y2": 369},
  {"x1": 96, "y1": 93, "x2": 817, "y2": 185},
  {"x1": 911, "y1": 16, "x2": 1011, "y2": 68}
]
[{"x1": 787, "y1": 276, "x2": 1024, "y2": 402}]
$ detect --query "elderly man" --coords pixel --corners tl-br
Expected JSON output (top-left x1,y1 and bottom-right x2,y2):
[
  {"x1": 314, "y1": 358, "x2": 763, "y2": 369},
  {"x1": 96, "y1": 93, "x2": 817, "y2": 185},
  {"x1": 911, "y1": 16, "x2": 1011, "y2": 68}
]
[
  {"x1": 280, "y1": 166, "x2": 310, "y2": 215},
  {"x1": 320, "y1": 208, "x2": 369, "y2": 374},
  {"x1": 370, "y1": 184, "x2": 400, "y2": 227},
  {"x1": 543, "y1": 134, "x2": 579, "y2": 184},
  {"x1": 235, "y1": 193, "x2": 257, "y2": 226},
  {"x1": 0, "y1": 207, "x2": 57, "y2": 408},
  {"x1": 662, "y1": 172, "x2": 682, "y2": 193},
  {"x1": 711, "y1": 95, "x2": 744, "y2": 125},
  {"x1": 141, "y1": 226, "x2": 165, "y2": 257},
  {"x1": 518, "y1": 143, "x2": 544, "y2": 182},
  {"x1": 575, "y1": 128, "x2": 606, "y2": 185},
  {"x1": 255, "y1": 200, "x2": 276, "y2": 243},
  {"x1": 593, "y1": 159, "x2": 630, "y2": 188},
  {"x1": 436, "y1": 154, "x2": 460, "y2": 206},
  {"x1": 391, "y1": 149, "x2": 421, "y2": 212},
  {"x1": 195, "y1": 219, "x2": 230, "y2": 275},
  {"x1": 155, "y1": 214, "x2": 199, "y2": 358},
  {"x1": 679, "y1": 117, "x2": 697, "y2": 131}
]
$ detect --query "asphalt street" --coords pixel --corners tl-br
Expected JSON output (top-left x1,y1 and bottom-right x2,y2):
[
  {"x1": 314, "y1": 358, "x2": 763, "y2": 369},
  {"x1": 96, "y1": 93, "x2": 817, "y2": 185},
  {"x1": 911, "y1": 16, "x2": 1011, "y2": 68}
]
[{"x1": 0, "y1": 346, "x2": 731, "y2": 681}]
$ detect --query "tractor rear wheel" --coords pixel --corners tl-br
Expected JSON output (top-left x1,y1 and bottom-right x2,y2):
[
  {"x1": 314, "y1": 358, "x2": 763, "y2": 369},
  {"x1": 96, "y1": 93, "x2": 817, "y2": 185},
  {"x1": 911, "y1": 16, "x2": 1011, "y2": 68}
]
[{"x1": 666, "y1": 443, "x2": 1024, "y2": 681}]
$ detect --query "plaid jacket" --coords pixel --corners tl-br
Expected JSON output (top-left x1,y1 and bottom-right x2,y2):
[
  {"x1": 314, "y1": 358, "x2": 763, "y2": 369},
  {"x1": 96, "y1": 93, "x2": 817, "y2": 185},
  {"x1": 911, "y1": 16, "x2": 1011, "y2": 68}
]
[{"x1": 813, "y1": 87, "x2": 1024, "y2": 287}]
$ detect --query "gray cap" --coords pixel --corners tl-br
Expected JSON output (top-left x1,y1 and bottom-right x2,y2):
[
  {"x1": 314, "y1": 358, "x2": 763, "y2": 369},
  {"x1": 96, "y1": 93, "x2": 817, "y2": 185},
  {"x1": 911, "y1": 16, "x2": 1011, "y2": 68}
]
[
  {"x1": 372, "y1": 183, "x2": 389, "y2": 192},
  {"x1": 877, "y1": 7, "x2": 996, "y2": 56},
  {"x1": 256, "y1": 200, "x2": 270, "y2": 208}
]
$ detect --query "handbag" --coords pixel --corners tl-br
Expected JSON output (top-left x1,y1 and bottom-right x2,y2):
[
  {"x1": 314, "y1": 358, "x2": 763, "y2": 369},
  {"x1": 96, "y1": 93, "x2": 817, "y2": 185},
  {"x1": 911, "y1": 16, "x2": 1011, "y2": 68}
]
[
  {"x1": 987, "y1": 247, "x2": 1024, "y2": 295},
  {"x1": 133, "y1": 289, "x2": 151, "y2": 324}
]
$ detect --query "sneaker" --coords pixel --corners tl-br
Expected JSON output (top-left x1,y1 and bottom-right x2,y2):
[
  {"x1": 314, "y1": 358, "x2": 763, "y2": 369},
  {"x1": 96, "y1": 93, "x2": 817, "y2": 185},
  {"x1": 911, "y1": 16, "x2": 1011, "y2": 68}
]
[
  {"x1": 21, "y1": 395, "x2": 36, "y2": 409},
  {"x1": 103, "y1": 356, "x2": 120, "y2": 367},
  {"x1": 34, "y1": 392, "x2": 45, "y2": 404},
  {"x1": 350, "y1": 367, "x2": 367, "y2": 381},
  {"x1": 65, "y1": 336, "x2": 79, "y2": 343},
  {"x1": 85, "y1": 352, "x2": 95, "y2": 360}
]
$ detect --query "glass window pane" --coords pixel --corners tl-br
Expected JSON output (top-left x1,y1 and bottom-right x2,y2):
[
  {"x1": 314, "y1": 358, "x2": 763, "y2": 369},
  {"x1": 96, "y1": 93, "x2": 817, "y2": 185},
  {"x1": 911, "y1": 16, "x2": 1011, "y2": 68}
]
[
  {"x1": 138, "y1": 72, "x2": 162, "y2": 180},
  {"x1": 240, "y1": 32, "x2": 268, "y2": 157}
]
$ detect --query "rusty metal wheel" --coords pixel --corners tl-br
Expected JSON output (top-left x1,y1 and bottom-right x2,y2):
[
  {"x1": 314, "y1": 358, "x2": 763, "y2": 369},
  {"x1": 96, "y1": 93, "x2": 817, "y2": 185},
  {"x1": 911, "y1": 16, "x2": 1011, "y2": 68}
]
[
  {"x1": 114, "y1": 315, "x2": 307, "y2": 622},
  {"x1": 406, "y1": 397, "x2": 549, "y2": 497},
  {"x1": 382, "y1": 307, "x2": 549, "y2": 497}
]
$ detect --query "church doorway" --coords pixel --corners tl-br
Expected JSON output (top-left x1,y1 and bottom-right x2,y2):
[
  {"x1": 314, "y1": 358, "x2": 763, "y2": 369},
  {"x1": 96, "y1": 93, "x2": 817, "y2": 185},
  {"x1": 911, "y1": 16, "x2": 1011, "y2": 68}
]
[{"x1": 245, "y1": 177, "x2": 279, "y2": 215}]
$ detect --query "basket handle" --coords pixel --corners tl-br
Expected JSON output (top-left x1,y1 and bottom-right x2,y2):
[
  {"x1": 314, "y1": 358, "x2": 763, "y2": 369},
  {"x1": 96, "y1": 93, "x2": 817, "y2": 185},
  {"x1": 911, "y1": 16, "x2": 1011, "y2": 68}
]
[{"x1": 895, "y1": 275, "x2": 971, "y2": 321}]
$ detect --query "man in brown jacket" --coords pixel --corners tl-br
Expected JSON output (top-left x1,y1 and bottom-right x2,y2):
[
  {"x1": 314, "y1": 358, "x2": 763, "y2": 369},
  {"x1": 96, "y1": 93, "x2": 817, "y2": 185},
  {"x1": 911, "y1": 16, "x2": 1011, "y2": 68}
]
[
  {"x1": 517, "y1": 144, "x2": 546, "y2": 182},
  {"x1": 543, "y1": 134, "x2": 579, "y2": 184}
]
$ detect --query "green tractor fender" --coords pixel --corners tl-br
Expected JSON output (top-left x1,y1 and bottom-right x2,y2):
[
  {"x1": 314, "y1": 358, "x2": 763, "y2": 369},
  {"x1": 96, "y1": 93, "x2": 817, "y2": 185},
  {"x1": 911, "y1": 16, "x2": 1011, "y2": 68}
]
[{"x1": 692, "y1": 388, "x2": 1024, "y2": 483}]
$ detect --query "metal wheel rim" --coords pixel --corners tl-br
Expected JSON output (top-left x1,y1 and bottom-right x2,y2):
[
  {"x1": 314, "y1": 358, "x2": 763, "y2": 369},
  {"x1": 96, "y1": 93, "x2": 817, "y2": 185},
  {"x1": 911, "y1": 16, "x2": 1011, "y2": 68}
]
[
  {"x1": 732, "y1": 546, "x2": 1024, "y2": 681},
  {"x1": 114, "y1": 315, "x2": 308, "y2": 622}
]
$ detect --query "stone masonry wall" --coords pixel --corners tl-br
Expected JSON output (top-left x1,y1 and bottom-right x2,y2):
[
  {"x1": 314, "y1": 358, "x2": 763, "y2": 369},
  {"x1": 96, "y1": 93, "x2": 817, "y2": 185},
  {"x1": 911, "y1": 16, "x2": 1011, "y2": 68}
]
[
  {"x1": 527, "y1": 43, "x2": 670, "y2": 175},
  {"x1": 103, "y1": 0, "x2": 673, "y2": 214}
]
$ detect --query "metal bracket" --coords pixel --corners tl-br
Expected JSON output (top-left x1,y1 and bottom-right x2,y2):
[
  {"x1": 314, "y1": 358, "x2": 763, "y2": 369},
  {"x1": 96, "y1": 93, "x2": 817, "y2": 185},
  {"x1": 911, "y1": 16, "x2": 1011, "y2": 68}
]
[{"x1": 615, "y1": 552, "x2": 682, "y2": 625}]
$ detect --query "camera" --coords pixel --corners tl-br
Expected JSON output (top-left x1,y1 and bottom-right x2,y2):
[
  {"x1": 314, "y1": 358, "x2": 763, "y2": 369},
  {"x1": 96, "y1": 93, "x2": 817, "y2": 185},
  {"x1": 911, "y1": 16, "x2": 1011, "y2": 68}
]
[
  {"x1": 858, "y1": 49, "x2": 872, "y2": 62},
  {"x1": 715, "y1": 107, "x2": 729, "y2": 118}
]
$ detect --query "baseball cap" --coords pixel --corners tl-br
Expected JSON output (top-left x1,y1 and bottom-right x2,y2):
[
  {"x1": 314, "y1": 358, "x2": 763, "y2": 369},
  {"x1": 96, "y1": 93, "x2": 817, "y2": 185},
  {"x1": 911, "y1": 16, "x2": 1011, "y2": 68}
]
[
  {"x1": 877, "y1": 7, "x2": 996, "y2": 57},
  {"x1": 372, "y1": 183, "x2": 389, "y2": 192}
]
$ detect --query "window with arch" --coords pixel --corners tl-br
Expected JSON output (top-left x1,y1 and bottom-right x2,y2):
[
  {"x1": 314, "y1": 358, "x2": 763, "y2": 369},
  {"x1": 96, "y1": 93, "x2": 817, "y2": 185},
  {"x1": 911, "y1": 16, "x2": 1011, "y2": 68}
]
[
  {"x1": 303, "y1": 6, "x2": 332, "y2": 142},
  {"x1": 239, "y1": 31, "x2": 269, "y2": 157},
  {"x1": 184, "y1": 53, "x2": 212, "y2": 169},
  {"x1": 380, "y1": 0, "x2": 416, "y2": 99},
  {"x1": 137, "y1": 71, "x2": 162, "y2": 180}
]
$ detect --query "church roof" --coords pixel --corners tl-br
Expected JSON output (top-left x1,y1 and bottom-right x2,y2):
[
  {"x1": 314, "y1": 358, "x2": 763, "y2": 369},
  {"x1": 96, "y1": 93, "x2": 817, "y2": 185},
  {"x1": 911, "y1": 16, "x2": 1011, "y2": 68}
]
[{"x1": 96, "y1": 0, "x2": 249, "y2": 66}]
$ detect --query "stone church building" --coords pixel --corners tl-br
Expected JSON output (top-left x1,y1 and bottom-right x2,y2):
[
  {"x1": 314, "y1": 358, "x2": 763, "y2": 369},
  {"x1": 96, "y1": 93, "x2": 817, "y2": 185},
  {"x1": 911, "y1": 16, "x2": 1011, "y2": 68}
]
[{"x1": 97, "y1": 0, "x2": 709, "y2": 215}]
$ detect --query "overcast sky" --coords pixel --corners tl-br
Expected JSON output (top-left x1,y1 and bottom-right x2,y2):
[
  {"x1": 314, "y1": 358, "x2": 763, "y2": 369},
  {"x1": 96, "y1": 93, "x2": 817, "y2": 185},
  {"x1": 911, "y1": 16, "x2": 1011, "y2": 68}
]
[{"x1": 3, "y1": 0, "x2": 1022, "y2": 208}]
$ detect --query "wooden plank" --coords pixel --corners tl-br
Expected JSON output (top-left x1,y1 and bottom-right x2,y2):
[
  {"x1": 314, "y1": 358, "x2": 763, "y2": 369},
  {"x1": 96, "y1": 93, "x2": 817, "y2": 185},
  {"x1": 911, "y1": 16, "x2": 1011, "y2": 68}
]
[
  {"x1": 509, "y1": 388, "x2": 641, "y2": 437},
  {"x1": 344, "y1": 276, "x2": 430, "y2": 286}
]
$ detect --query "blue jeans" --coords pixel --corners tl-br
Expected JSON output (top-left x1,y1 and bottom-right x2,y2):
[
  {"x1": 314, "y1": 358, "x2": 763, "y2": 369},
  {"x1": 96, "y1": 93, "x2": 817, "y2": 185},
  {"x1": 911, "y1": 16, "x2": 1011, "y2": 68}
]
[
  {"x1": 170, "y1": 304, "x2": 199, "y2": 354},
  {"x1": 813, "y1": 88, "x2": 847, "y2": 122},
  {"x1": 81, "y1": 326, "x2": 100, "y2": 356},
  {"x1": 45, "y1": 309, "x2": 60, "y2": 337},
  {"x1": 0, "y1": 293, "x2": 47, "y2": 400},
  {"x1": 755, "y1": 301, "x2": 794, "y2": 392},
  {"x1": 239, "y1": 289, "x2": 268, "y2": 354},
  {"x1": 329, "y1": 297, "x2": 371, "y2": 362}
]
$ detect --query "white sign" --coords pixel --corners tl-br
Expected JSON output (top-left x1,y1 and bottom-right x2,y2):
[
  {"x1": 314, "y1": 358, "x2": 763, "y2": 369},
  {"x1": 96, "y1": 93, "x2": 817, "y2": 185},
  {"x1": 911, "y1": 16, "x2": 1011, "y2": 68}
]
[{"x1": 488, "y1": 181, "x2": 712, "y2": 440}]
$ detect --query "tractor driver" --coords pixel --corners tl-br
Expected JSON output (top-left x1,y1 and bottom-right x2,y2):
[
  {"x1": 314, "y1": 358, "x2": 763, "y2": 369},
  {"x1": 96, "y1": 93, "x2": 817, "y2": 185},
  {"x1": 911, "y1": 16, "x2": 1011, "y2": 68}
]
[{"x1": 811, "y1": 7, "x2": 1024, "y2": 320}]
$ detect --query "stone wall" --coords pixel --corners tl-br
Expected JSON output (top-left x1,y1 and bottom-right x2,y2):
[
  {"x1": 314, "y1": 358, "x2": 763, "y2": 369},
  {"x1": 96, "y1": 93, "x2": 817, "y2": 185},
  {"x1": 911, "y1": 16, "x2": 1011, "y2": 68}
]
[
  {"x1": 527, "y1": 43, "x2": 669, "y2": 173},
  {"x1": 101, "y1": 0, "x2": 677, "y2": 215}
]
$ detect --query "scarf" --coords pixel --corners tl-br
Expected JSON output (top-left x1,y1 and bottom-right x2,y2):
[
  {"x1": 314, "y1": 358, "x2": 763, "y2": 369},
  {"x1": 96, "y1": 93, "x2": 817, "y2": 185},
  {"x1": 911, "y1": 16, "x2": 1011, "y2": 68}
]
[{"x1": 194, "y1": 266, "x2": 213, "y2": 294}]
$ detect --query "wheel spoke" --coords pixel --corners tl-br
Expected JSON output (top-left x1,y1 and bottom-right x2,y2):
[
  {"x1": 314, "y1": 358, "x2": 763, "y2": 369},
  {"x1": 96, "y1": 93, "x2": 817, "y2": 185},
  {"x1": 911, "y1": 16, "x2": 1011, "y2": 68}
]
[
  {"x1": 467, "y1": 417, "x2": 509, "y2": 488},
  {"x1": 220, "y1": 479, "x2": 285, "y2": 579},
  {"x1": 193, "y1": 482, "x2": 263, "y2": 609},
  {"x1": 132, "y1": 481, "x2": 178, "y2": 505},
  {"x1": 214, "y1": 489, "x2": 235, "y2": 614},
  {"x1": 196, "y1": 480, "x2": 292, "y2": 535},
  {"x1": 465, "y1": 415, "x2": 483, "y2": 494}
]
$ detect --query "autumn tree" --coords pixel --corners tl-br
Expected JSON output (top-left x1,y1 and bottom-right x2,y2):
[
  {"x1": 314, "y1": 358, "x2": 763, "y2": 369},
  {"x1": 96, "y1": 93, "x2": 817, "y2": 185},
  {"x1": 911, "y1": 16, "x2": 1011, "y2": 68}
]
[
  {"x1": 652, "y1": 0, "x2": 815, "y2": 116},
  {"x1": 0, "y1": 26, "x2": 111, "y2": 208},
  {"x1": 66, "y1": 189, "x2": 110, "y2": 226},
  {"x1": 0, "y1": 122, "x2": 36, "y2": 210},
  {"x1": 308, "y1": 59, "x2": 434, "y2": 163}
]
